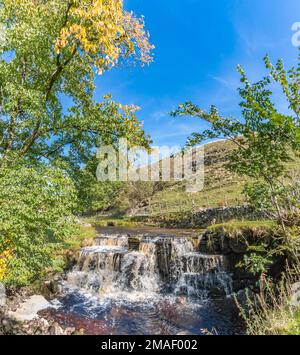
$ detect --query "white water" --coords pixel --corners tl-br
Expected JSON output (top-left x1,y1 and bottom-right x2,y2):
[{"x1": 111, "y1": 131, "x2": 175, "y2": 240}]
[{"x1": 67, "y1": 234, "x2": 232, "y2": 301}]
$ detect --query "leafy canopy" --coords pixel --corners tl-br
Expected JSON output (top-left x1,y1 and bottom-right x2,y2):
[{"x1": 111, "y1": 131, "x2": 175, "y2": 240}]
[
  {"x1": 0, "y1": 0, "x2": 153, "y2": 168},
  {"x1": 172, "y1": 53, "x2": 300, "y2": 251},
  {"x1": 171, "y1": 54, "x2": 300, "y2": 190},
  {"x1": 0, "y1": 0, "x2": 154, "y2": 285}
]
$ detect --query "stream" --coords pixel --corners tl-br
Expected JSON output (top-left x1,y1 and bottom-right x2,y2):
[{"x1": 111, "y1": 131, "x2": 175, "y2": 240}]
[{"x1": 40, "y1": 228, "x2": 245, "y2": 335}]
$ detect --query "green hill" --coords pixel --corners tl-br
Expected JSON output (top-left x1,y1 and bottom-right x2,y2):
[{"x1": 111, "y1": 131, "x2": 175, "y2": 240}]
[{"x1": 92, "y1": 139, "x2": 299, "y2": 226}]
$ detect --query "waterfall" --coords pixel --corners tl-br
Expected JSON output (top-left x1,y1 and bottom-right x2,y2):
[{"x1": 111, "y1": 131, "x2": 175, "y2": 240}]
[
  {"x1": 67, "y1": 234, "x2": 233, "y2": 300},
  {"x1": 94, "y1": 235, "x2": 129, "y2": 247},
  {"x1": 173, "y1": 253, "x2": 232, "y2": 298}
]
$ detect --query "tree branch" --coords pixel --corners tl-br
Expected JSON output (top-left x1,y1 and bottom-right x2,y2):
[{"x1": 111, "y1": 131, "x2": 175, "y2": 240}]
[{"x1": 19, "y1": 1, "x2": 76, "y2": 157}]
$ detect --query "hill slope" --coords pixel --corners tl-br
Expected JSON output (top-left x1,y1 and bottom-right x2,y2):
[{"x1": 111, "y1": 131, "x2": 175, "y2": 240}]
[{"x1": 107, "y1": 139, "x2": 299, "y2": 221}]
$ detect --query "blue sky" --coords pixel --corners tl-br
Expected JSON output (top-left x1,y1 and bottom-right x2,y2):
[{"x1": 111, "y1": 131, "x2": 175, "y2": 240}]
[{"x1": 94, "y1": 0, "x2": 300, "y2": 148}]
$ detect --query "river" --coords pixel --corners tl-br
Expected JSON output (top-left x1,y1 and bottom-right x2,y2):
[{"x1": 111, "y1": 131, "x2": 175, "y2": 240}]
[{"x1": 40, "y1": 228, "x2": 245, "y2": 335}]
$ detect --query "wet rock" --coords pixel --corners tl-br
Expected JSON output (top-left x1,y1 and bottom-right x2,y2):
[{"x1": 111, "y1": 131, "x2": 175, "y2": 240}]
[
  {"x1": 128, "y1": 236, "x2": 142, "y2": 251},
  {"x1": 0, "y1": 283, "x2": 6, "y2": 307},
  {"x1": 41, "y1": 282, "x2": 53, "y2": 299},
  {"x1": 228, "y1": 238, "x2": 248, "y2": 254},
  {"x1": 1, "y1": 318, "x2": 13, "y2": 333},
  {"x1": 234, "y1": 288, "x2": 255, "y2": 310},
  {"x1": 208, "y1": 287, "x2": 227, "y2": 298},
  {"x1": 65, "y1": 327, "x2": 76, "y2": 335},
  {"x1": 42, "y1": 280, "x2": 63, "y2": 300},
  {"x1": 291, "y1": 282, "x2": 300, "y2": 307},
  {"x1": 65, "y1": 250, "x2": 81, "y2": 269},
  {"x1": 8, "y1": 295, "x2": 53, "y2": 322},
  {"x1": 49, "y1": 322, "x2": 64, "y2": 335},
  {"x1": 177, "y1": 331, "x2": 195, "y2": 335},
  {"x1": 82, "y1": 238, "x2": 94, "y2": 247}
]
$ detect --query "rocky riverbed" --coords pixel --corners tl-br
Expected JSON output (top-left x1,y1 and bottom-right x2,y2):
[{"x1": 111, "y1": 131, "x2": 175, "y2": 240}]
[{"x1": 0, "y1": 278, "x2": 80, "y2": 335}]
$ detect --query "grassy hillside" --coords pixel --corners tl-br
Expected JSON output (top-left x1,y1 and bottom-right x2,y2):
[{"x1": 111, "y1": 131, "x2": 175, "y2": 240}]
[
  {"x1": 104, "y1": 139, "x2": 300, "y2": 221},
  {"x1": 151, "y1": 141, "x2": 243, "y2": 214},
  {"x1": 128, "y1": 140, "x2": 245, "y2": 217}
]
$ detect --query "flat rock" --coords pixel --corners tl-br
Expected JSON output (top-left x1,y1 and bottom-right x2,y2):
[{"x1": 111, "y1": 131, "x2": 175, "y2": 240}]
[
  {"x1": 177, "y1": 331, "x2": 196, "y2": 335},
  {"x1": 8, "y1": 295, "x2": 53, "y2": 322},
  {"x1": 0, "y1": 283, "x2": 6, "y2": 307},
  {"x1": 291, "y1": 291, "x2": 300, "y2": 307}
]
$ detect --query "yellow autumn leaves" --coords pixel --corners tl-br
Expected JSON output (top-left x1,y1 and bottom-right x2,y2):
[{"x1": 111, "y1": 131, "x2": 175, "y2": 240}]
[
  {"x1": 2, "y1": 0, "x2": 153, "y2": 75},
  {"x1": 0, "y1": 249, "x2": 11, "y2": 281},
  {"x1": 54, "y1": 0, "x2": 154, "y2": 74}
]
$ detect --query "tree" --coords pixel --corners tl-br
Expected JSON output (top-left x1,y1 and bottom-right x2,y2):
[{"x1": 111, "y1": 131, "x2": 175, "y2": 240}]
[
  {"x1": 171, "y1": 53, "x2": 300, "y2": 251},
  {"x1": 0, "y1": 0, "x2": 153, "y2": 168},
  {"x1": 0, "y1": 161, "x2": 77, "y2": 286},
  {"x1": 0, "y1": 0, "x2": 154, "y2": 285},
  {"x1": 74, "y1": 156, "x2": 122, "y2": 215}
]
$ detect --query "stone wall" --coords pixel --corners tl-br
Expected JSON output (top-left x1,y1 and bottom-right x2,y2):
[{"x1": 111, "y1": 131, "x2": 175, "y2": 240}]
[
  {"x1": 193, "y1": 206, "x2": 266, "y2": 227},
  {"x1": 155, "y1": 205, "x2": 267, "y2": 228}
]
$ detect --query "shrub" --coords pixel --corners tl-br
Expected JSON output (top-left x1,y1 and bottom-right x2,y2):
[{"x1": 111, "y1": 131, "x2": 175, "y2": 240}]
[{"x1": 0, "y1": 162, "x2": 77, "y2": 286}]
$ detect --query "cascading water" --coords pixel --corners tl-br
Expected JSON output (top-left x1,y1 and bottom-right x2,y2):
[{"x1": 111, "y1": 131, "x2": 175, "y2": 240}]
[
  {"x1": 67, "y1": 236, "x2": 160, "y2": 296},
  {"x1": 42, "y1": 232, "x2": 243, "y2": 335},
  {"x1": 174, "y1": 253, "x2": 233, "y2": 298},
  {"x1": 67, "y1": 234, "x2": 232, "y2": 300}
]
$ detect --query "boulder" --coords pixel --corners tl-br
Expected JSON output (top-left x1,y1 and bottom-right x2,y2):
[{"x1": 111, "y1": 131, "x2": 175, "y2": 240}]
[
  {"x1": 0, "y1": 283, "x2": 6, "y2": 307},
  {"x1": 1, "y1": 318, "x2": 13, "y2": 333},
  {"x1": 291, "y1": 282, "x2": 300, "y2": 307},
  {"x1": 8, "y1": 295, "x2": 53, "y2": 322},
  {"x1": 228, "y1": 238, "x2": 248, "y2": 254},
  {"x1": 64, "y1": 327, "x2": 76, "y2": 335},
  {"x1": 42, "y1": 280, "x2": 63, "y2": 300},
  {"x1": 49, "y1": 322, "x2": 64, "y2": 335}
]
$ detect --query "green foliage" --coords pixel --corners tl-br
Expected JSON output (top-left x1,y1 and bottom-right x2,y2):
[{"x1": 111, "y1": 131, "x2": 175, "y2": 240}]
[
  {"x1": 116, "y1": 181, "x2": 166, "y2": 214},
  {"x1": 77, "y1": 177, "x2": 122, "y2": 215},
  {"x1": 0, "y1": 0, "x2": 151, "y2": 170},
  {"x1": 207, "y1": 219, "x2": 276, "y2": 234},
  {"x1": 172, "y1": 53, "x2": 300, "y2": 247},
  {"x1": 0, "y1": 1, "x2": 154, "y2": 286},
  {"x1": 172, "y1": 58, "x2": 300, "y2": 184},
  {"x1": 74, "y1": 158, "x2": 122, "y2": 215},
  {"x1": 85, "y1": 216, "x2": 143, "y2": 228},
  {"x1": 244, "y1": 183, "x2": 274, "y2": 210},
  {"x1": 285, "y1": 310, "x2": 300, "y2": 335},
  {"x1": 241, "y1": 253, "x2": 272, "y2": 276},
  {"x1": 236, "y1": 264, "x2": 300, "y2": 335},
  {"x1": 0, "y1": 162, "x2": 77, "y2": 286}
]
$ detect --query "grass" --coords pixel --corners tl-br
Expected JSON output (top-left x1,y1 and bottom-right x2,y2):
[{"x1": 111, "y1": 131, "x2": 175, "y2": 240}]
[
  {"x1": 62, "y1": 224, "x2": 97, "y2": 250},
  {"x1": 285, "y1": 311, "x2": 300, "y2": 335},
  {"x1": 147, "y1": 141, "x2": 246, "y2": 215},
  {"x1": 207, "y1": 219, "x2": 277, "y2": 234},
  {"x1": 117, "y1": 140, "x2": 300, "y2": 218},
  {"x1": 47, "y1": 223, "x2": 97, "y2": 276},
  {"x1": 149, "y1": 183, "x2": 245, "y2": 215},
  {"x1": 237, "y1": 264, "x2": 300, "y2": 335},
  {"x1": 83, "y1": 215, "x2": 156, "y2": 228}
]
